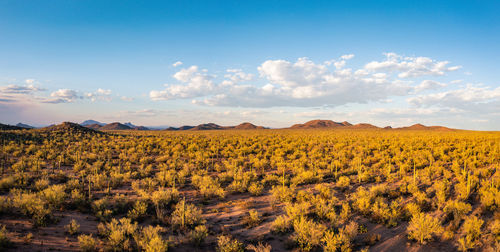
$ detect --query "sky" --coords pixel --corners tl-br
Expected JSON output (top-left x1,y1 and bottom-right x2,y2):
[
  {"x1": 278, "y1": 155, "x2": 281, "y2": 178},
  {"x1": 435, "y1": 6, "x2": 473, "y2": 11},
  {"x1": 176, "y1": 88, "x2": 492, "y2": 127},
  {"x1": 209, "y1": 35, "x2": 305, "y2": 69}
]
[{"x1": 1, "y1": 0, "x2": 499, "y2": 130}]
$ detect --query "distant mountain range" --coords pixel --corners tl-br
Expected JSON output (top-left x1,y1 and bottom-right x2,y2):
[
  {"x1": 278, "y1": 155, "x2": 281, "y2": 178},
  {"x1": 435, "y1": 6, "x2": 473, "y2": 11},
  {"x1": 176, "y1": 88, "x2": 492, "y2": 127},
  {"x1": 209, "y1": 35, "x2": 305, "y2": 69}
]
[
  {"x1": 166, "y1": 122, "x2": 266, "y2": 131},
  {"x1": 79, "y1": 120, "x2": 149, "y2": 130},
  {"x1": 0, "y1": 119, "x2": 457, "y2": 132}
]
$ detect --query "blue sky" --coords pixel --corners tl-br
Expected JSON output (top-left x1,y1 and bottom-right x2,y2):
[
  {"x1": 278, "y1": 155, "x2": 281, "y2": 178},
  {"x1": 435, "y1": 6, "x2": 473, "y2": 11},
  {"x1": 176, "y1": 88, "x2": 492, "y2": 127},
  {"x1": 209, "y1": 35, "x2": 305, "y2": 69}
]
[{"x1": 1, "y1": 0, "x2": 499, "y2": 129}]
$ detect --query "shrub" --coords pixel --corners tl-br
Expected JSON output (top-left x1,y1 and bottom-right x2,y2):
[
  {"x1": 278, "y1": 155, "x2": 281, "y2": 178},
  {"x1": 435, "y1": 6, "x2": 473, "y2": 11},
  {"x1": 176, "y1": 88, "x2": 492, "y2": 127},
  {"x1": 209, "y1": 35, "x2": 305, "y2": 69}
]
[
  {"x1": 244, "y1": 209, "x2": 261, "y2": 227},
  {"x1": 216, "y1": 235, "x2": 244, "y2": 252},
  {"x1": 192, "y1": 175, "x2": 225, "y2": 199},
  {"x1": 70, "y1": 189, "x2": 86, "y2": 207},
  {"x1": 490, "y1": 218, "x2": 500, "y2": 239},
  {"x1": 134, "y1": 225, "x2": 168, "y2": 252},
  {"x1": 340, "y1": 202, "x2": 351, "y2": 223},
  {"x1": 248, "y1": 182, "x2": 264, "y2": 196},
  {"x1": 92, "y1": 197, "x2": 113, "y2": 221},
  {"x1": 322, "y1": 228, "x2": 353, "y2": 252},
  {"x1": 171, "y1": 199, "x2": 204, "y2": 229},
  {"x1": 41, "y1": 184, "x2": 66, "y2": 208},
  {"x1": 11, "y1": 190, "x2": 52, "y2": 226},
  {"x1": 353, "y1": 187, "x2": 372, "y2": 215},
  {"x1": 322, "y1": 230, "x2": 339, "y2": 252},
  {"x1": 34, "y1": 178, "x2": 50, "y2": 191},
  {"x1": 65, "y1": 219, "x2": 80, "y2": 235},
  {"x1": 0, "y1": 225, "x2": 11, "y2": 249},
  {"x1": 127, "y1": 200, "x2": 148, "y2": 221},
  {"x1": 444, "y1": 200, "x2": 471, "y2": 226},
  {"x1": 100, "y1": 218, "x2": 138, "y2": 251},
  {"x1": 405, "y1": 202, "x2": 421, "y2": 218},
  {"x1": 271, "y1": 215, "x2": 291, "y2": 233},
  {"x1": 285, "y1": 202, "x2": 311, "y2": 221},
  {"x1": 479, "y1": 182, "x2": 499, "y2": 211},
  {"x1": 0, "y1": 176, "x2": 17, "y2": 191},
  {"x1": 246, "y1": 242, "x2": 271, "y2": 252},
  {"x1": 78, "y1": 234, "x2": 97, "y2": 252},
  {"x1": 407, "y1": 213, "x2": 443, "y2": 244},
  {"x1": 458, "y1": 216, "x2": 484, "y2": 251},
  {"x1": 0, "y1": 196, "x2": 11, "y2": 214},
  {"x1": 336, "y1": 176, "x2": 350, "y2": 189},
  {"x1": 292, "y1": 217, "x2": 327, "y2": 251},
  {"x1": 270, "y1": 185, "x2": 294, "y2": 205},
  {"x1": 150, "y1": 187, "x2": 179, "y2": 221},
  {"x1": 190, "y1": 225, "x2": 208, "y2": 246}
]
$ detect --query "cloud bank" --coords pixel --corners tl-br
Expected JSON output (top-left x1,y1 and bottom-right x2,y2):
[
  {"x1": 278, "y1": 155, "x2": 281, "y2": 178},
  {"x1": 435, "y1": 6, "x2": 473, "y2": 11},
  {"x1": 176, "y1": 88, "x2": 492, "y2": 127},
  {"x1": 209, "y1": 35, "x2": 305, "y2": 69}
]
[{"x1": 150, "y1": 53, "x2": 465, "y2": 108}]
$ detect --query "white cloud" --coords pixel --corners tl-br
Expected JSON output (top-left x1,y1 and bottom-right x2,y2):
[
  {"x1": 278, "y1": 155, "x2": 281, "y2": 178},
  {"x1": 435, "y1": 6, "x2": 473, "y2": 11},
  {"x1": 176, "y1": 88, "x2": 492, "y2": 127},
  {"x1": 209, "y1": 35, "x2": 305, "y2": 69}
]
[
  {"x1": 408, "y1": 84, "x2": 500, "y2": 114},
  {"x1": 414, "y1": 80, "x2": 447, "y2": 92},
  {"x1": 42, "y1": 89, "x2": 81, "y2": 103},
  {"x1": 340, "y1": 54, "x2": 354, "y2": 60},
  {"x1": 120, "y1": 96, "x2": 134, "y2": 101},
  {"x1": 172, "y1": 61, "x2": 183, "y2": 67},
  {"x1": 0, "y1": 84, "x2": 44, "y2": 94},
  {"x1": 364, "y1": 52, "x2": 461, "y2": 78},
  {"x1": 197, "y1": 57, "x2": 411, "y2": 107},
  {"x1": 150, "y1": 65, "x2": 215, "y2": 100},
  {"x1": 222, "y1": 69, "x2": 254, "y2": 86},
  {"x1": 86, "y1": 88, "x2": 112, "y2": 102}
]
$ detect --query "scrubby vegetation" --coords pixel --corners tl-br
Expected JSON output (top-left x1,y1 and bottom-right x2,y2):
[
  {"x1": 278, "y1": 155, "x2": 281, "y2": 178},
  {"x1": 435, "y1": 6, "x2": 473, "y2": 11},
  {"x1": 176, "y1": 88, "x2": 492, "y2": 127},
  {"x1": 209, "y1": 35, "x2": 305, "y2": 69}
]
[{"x1": 0, "y1": 127, "x2": 498, "y2": 251}]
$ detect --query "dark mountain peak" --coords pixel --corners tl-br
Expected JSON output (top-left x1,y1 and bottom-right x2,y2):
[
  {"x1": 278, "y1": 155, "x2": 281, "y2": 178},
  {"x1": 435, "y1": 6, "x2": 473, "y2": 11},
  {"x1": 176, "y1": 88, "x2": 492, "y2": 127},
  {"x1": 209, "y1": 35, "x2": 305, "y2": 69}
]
[
  {"x1": 190, "y1": 123, "x2": 223, "y2": 130},
  {"x1": 134, "y1": 126, "x2": 149, "y2": 130},
  {"x1": 290, "y1": 119, "x2": 345, "y2": 129},
  {"x1": 348, "y1": 123, "x2": 379, "y2": 129},
  {"x1": 0, "y1": 123, "x2": 26, "y2": 130},
  {"x1": 81, "y1": 120, "x2": 105, "y2": 126},
  {"x1": 85, "y1": 123, "x2": 103, "y2": 130},
  {"x1": 397, "y1": 123, "x2": 453, "y2": 131},
  {"x1": 233, "y1": 122, "x2": 265, "y2": 129},
  {"x1": 99, "y1": 122, "x2": 133, "y2": 130},
  {"x1": 123, "y1": 122, "x2": 136, "y2": 128},
  {"x1": 40, "y1": 122, "x2": 100, "y2": 134},
  {"x1": 16, "y1": 123, "x2": 34, "y2": 129}
]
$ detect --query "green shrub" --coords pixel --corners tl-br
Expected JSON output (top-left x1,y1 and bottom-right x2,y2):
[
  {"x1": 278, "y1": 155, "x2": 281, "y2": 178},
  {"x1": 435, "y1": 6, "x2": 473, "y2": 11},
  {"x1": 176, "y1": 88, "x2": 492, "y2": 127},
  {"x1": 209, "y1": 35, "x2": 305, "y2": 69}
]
[
  {"x1": 271, "y1": 215, "x2": 291, "y2": 233},
  {"x1": 292, "y1": 217, "x2": 327, "y2": 251},
  {"x1": 216, "y1": 235, "x2": 244, "y2": 252},
  {"x1": 0, "y1": 176, "x2": 17, "y2": 191},
  {"x1": 246, "y1": 242, "x2": 271, "y2": 252},
  {"x1": 41, "y1": 184, "x2": 66, "y2": 208},
  {"x1": 100, "y1": 218, "x2": 138, "y2": 251},
  {"x1": 134, "y1": 225, "x2": 168, "y2": 252},
  {"x1": 34, "y1": 178, "x2": 50, "y2": 191},
  {"x1": 78, "y1": 234, "x2": 97, "y2": 252},
  {"x1": 65, "y1": 219, "x2": 80, "y2": 235},
  {"x1": 244, "y1": 209, "x2": 261, "y2": 227},
  {"x1": 270, "y1": 185, "x2": 295, "y2": 205},
  {"x1": 0, "y1": 225, "x2": 11, "y2": 249},
  {"x1": 336, "y1": 176, "x2": 350, "y2": 189},
  {"x1": 127, "y1": 200, "x2": 148, "y2": 221},
  {"x1": 171, "y1": 199, "x2": 204, "y2": 229},
  {"x1": 190, "y1": 225, "x2": 208, "y2": 246},
  {"x1": 248, "y1": 182, "x2": 264, "y2": 196},
  {"x1": 458, "y1": 216, "x2": 484, "y2": 251},
  {"x1": 192, "y1": 175, "x2": 225, "y2": 199},
  {"x1": 407, "y1": 213, "x2": 443, "y2": 244},
  {"x1": 444, "y1": 200, "x2": 471, "y2": 227},
  {"x1": 11, "y1": 190, "x2": 52, "y2": 226},
  {"x1": 150, "y1": 187, "x2": 179, "y2": 221}
]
